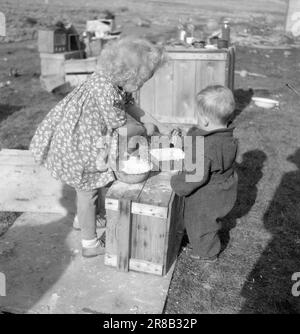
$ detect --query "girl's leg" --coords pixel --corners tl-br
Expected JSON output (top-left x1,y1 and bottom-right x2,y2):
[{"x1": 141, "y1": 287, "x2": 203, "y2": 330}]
[
  {"x1": 76, "y1": 188, "x2": 105, "y2": 257},
  {"x1": 97, "y1": 187, "x2": 108, "y2": 220},
  {"x1": 76, "y1": 189, "x2": 98, "y2": 241}
]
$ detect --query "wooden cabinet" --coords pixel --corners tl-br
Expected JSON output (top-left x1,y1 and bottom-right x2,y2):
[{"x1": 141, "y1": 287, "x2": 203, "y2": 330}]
[{"x1": 137, "y1": 46, "x2": 235, "y2": 130}]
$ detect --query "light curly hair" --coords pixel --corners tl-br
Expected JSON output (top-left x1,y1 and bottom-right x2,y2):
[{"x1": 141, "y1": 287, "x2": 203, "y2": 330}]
[
  {"x1": 196, "y1": 85, "x2": 235, "y2": 125},
  {"x1": 97, "y1": 37, "x2": 167, "y2": 91}
]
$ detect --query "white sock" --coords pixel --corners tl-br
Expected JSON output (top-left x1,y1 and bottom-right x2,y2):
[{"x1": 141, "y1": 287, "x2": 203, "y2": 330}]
[{"x1": 81, "y1": 238, "x2": 100, "y2": 248}]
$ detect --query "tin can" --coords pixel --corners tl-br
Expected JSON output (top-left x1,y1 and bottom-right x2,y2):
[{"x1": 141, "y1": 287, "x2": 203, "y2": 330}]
[{"x1": 221, "y1": 20, "x2": 230, "y2": 42}]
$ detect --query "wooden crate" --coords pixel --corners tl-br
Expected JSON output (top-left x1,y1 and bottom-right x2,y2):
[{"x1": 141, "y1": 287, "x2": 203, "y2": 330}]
[
  {"x1": 64, "y1": 57, "x2": 97, "y2": 87},
  {"x1": 40, "y1": 51, "x2": 84, "y2": 91},
  {"x1": 137, "y1": 46, "x2": 235, "y2": 131},
  {"x1": 38, "y1": 29, "x2": 67, "y2": 53},
  {"x1": 104, "y1": 172, "x2": 184, "y2": 276}
]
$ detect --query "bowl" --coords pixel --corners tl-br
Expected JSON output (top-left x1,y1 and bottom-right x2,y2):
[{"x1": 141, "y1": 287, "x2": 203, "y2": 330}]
[
  {"x1": 114, "y1": 170, "x2": 151, "y2": 184},
  {"x1": 252, "y1": 97, "x2": 279, "y2": 109},
  {"x1": 114, "y1": 157, "x2": 153, "y2": 184}
]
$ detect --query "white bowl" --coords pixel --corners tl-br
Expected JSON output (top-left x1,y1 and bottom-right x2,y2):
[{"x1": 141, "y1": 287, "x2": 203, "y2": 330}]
[{"x1": 252, "y1": 97, "x2": 279, "y2": 109}]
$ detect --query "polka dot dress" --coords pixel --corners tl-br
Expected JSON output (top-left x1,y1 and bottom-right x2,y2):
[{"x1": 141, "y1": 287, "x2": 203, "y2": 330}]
[{"x1": 30, "y1": 71, "x2": 128, "y2": 191}]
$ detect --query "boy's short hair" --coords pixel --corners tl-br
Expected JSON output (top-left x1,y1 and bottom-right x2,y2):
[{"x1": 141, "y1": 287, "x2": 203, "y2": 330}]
[{"x1": 196, "y1": 85, "x2": 235, "y2": 124}]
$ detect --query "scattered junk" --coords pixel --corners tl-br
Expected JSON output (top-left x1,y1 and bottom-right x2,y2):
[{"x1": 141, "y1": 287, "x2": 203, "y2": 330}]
[
  {"x1": 286, "y1": 83, "x2": 300, "y2": 98},
  {"x1": 172, "y1": 17, "x2": 232, "y2": 50},
  {"x1": 235, "y1": 70, "x2": 267, "y2": 78},
  {"x1": 252, "y1": 97, "x2": 279, "y2": 109},
  {"x1": 0, "y1": 81, "x2": 11, "y2": 89},
  {"x1": 9, "y1": 68, "x2": 21, "y2": 78},
  {"x1": 39, "y1": 12, "x2": 121, "y2": 92}
]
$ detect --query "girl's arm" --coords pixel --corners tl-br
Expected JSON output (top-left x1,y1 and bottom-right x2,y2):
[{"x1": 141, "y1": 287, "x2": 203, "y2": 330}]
[{"x1": 117, "y1": 113, "x2": 147, "y2": 138}]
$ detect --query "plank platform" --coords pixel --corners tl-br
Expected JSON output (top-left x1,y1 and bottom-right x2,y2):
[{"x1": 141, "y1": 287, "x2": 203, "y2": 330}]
[
  {"x1": 0, "y1": 212, "x2": 175, "y2": 314},
  {"x1": 0, "y1": 149, "x2": 76, "y2": 214}
]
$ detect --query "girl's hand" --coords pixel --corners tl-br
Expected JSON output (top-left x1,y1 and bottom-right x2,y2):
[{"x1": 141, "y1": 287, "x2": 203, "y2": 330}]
[{"x1": 143, "y1": 122, "x2": 157, "y2": 136}]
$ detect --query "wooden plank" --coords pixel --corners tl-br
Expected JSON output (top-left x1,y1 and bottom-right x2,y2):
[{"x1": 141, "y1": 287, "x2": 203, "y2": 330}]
[
  {"x1": 40, "y1": 51, "x2": 84, "y2": 77},
  {"x1": 65, "y1": 74, "x2": 90, "y2": 87},
  {"x1": 116, "y1": 199, "x2": 132, "y2": 272},
  {"x1": 168, "y1": 52, "x2": 227, "y2": 61},
  {"x1": 0, "y1": 212, "x2": 175, "y2": 314},
  {"x1": 139, "y1": 74, "x2": 155, "y2": 122},
  {"x1": 0, "y1": 150, "x2": 76, "y2": 214},
  {"x1": 130, "y1": 173, "x2": 174, "y2": 267},
  {"x1": 163, "y1": 194, "x2": 185, "y2": 274},
  {"x1": 173, "y1": 59, "x2": 197, "y2": 124},
  {"x1": 227, "y1": 46, "x2": 235, "y2": 91},
  {"x1": 195, "y1": 59, "x2": 227, "y2": 93},
  {"x1": 105, "y1": 180, "x2": 145, "y2": 255},
  {"x1": 105, "y1": 198, "x2": 119, "y2": 211},
  {"x1": 104, "y1": 254, "x2": 163, "y2": 276},
  {"x1": 40, "y1": 75, "x2": 65, "y2": 92},
  {"x1": 153, "y1": 61, "x2": 174, "y2": 124},
  {"x1": 131, "y1": 203, "x2": 168, "y2": 219},
  {"x1": 64, "y1": 57, "x2": 97, "y2": 74}
]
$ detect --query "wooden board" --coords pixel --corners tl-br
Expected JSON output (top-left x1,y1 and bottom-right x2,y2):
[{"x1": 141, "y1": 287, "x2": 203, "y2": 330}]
[
  {"x1": 65, "y1": 74, "x2": 90, "y2": 87},
  {"x1": 40, "y1": 51, "x2": 83, "y2": 77},
  {"x1": 40, "y1": 75, "x2": 65, "y2": 92},
  {"x1": 0, "y1": 149, "x2": 76, "y2": 214},
  {"x1": 64, "y1": 57, "x2": 97, "y2": 74},
  {"x1": 116, "y1": 199, "x2": 132, "y2": 272},
  {"x1": 0, "y1": 212, "x2": 175, "y2": 314}
]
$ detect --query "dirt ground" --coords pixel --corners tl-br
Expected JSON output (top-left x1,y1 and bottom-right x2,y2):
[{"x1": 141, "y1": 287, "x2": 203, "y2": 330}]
[{"x1": 1, "y1": 0, "x2": 300, "y2": 314}]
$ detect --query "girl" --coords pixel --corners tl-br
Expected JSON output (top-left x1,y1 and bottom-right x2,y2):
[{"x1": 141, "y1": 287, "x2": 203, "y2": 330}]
[{"x1": 30, "y1": 37, "x2": 166, "y2": 257}]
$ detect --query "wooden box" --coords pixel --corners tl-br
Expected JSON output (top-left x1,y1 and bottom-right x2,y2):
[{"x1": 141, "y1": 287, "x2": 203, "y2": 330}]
[
  {"x1": 137, "y1": 46, "x2": 235, "y2": 131},
  {"x1": 40, "y1": 51, "x2": 84, "y2": 91},
  {"x1": 104, "y1": 172, "x2": 184, "y2": 276},
  {"x1": 64, "y1": 57, "x2": 97, "y2": 87},
  {"x1": 38, "y1": 29, "x2": 68, "y2": 53}
]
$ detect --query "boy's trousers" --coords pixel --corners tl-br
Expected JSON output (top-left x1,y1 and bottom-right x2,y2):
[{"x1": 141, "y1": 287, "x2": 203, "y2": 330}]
[
  {"x1": 185, "y1": 216, "x2": 221, "y2": 259},
  {"x1": 76, "y1": 187, "x2": 107, "y2": 240}
]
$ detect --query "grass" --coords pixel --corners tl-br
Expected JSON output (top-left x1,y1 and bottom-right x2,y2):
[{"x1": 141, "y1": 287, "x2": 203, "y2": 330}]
[{"x1": 1, "y1": 0, "x2": 300, "y2": 313}]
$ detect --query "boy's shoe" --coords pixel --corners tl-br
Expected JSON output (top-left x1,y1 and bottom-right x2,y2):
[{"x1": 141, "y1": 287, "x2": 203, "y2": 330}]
[
  {"x1": 73, "y1": 215, "x2": 107, "y2": 231},
  {"x1": 82, "y1": 239, "x2": 105, "y2": 258},
  {"x1": 190, "y1": 254, "x2": 218, "y2": 263}
]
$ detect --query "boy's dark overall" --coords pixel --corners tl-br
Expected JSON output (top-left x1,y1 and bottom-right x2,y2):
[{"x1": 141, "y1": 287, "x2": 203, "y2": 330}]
[{"x1": 171, "y1": 126, "x2": 238, "y2": 259}]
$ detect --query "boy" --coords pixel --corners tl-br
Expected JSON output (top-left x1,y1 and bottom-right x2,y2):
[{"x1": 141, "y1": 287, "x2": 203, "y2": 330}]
[{"x1": 171, "y1": 85, "x2": 238, "y2": 263}]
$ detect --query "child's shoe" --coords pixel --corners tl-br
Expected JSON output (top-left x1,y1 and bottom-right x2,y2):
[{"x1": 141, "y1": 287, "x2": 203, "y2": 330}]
[
  {"x1": 190, "y1": 254, "x2": 218, "y2": 263},
  {"x1": 82, "y1": 238, "x2": 105, "y2": 258}
]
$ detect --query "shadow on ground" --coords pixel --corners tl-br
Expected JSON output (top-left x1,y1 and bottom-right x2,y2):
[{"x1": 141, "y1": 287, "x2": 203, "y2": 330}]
[
  {"x1": 240, "y1": 148, "x2": 300, "y2": 314},
  {"x1": 219, "y1": 149, "x2": 267, "y2": 252},
  {"x1": 0, "y1": 185, "x2": 74, "y2": 313},
  {"x1": 0, "y1": 104, "x2": 23, "y2": 124}
]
